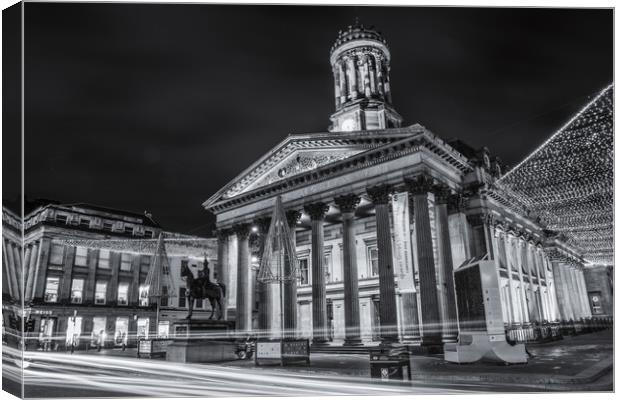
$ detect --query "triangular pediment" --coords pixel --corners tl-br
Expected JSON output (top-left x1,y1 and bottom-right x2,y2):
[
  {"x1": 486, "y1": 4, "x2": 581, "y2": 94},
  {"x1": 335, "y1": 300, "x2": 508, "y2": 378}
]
[{"x1": 204, "y1": 128, "x2": 426, "y2": 208}]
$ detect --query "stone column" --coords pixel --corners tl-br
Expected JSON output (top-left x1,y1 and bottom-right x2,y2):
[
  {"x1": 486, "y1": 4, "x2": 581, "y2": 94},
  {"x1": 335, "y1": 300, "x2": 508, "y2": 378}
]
[
  {"x1": 550, "y1": 260, "x2": 566, "y2": 321},
  {"x1": 334, "y1": 194, "x2": 362, "y2": 345},
  {"x1": 554, "y1": 260, "x2": 575, "y2": 321},
  {"x1": 522, "y1": 242, "x2": 539, "y2": 322},
  {"x1": 255, "y1": 217, "x2": 272, "y2": 338},
  {"x1": 233, "y1": 223, "x2": 251, "y2": 333},
  {"x1": 498, "y1": 233, "x2": 516, "y2": 323},
  {"x1": 366, "y1": 185, "x2": 399, "y2": 344},
  {"x1": 12, "y1": 242, "x2": 23, "y2": 301},
  {"x1": 565, "y1": 264, "x2": 582, "y2": 320},
  {"x1": 568, "y1": 265, "x2": 586, "y2": 320},
  {"x1": 348, "y1": 57, "x2": 358, "y2": 100},
  {"x1": 216, "y1": 229, "x2": 230, "y2": 320},
  {"x1": 533, "y1": 247, "x2": 547, "y2": 321},
  {"x1": 24, "y1": 245, "x2": 33, "y2": 292},
  {"x1": 433, "y1": 185, "x2": 458, "y2": 342},
  {"x1": 400, "y1": 195, "x2": 420, "y2": 341},
  {"x1": 33, "y1": 238, "x2": 52, "y2": 301},
  {"x1": 2, "y1": 240, "x2": 17, "y2": 300},
  {"x1": 406, "y1": 176, "x2": 441, "y2": 346},
  {"x1": 576, "y1": 268, "x2": 592, "y2": 318},
  {"x1": 284, "y1": 210, "x2": 301, "y2": 339},
  {"x1": 304, "y1": 202, "x2": 330, "y2": 344},
  {"x1": 25, "y1": 241, "x2": 40, "y2": 302}
]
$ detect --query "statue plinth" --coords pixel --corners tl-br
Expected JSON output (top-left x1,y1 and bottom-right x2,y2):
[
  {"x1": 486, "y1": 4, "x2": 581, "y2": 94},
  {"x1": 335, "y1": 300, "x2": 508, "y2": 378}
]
[{"x1": 166, "y1": 319, "x2": 237, "y2": 363}]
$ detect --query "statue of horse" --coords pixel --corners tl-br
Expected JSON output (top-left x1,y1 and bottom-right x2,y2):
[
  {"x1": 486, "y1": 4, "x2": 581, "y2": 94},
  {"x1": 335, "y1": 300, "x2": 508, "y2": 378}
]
[{"x1": 180, "y1": 261, "x2": 226, "y2": 320}]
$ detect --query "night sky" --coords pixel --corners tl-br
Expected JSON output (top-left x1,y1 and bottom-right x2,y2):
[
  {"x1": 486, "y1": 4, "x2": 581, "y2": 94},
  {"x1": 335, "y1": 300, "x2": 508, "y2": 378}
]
[{"x1": 16, "y1": 3, "x2": 612, "y2": 236}]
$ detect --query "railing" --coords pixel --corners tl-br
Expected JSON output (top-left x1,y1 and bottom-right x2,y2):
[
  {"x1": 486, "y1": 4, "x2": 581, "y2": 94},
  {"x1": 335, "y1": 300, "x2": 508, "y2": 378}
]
[{"x1": 506, "y1": 317, "x2": 612, "y2": 343}]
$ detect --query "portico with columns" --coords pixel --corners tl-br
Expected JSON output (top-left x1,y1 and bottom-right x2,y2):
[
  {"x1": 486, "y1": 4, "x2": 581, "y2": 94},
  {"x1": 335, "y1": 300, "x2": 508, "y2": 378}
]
[{"x1": 202, "y1": 22, "x2": 600, "y2": 348}]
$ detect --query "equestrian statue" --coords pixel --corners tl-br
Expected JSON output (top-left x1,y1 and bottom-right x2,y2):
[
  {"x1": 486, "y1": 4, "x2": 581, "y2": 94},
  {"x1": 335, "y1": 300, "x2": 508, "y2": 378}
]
[{"x1": 180, "y1": 257, "x2": 226, "y2": 320}]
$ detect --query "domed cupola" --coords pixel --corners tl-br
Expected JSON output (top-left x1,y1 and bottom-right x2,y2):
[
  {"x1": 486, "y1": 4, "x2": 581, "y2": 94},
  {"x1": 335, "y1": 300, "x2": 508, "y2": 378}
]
[{"x1": 329, "y1": 21, "x2": 403, "y2": 132}]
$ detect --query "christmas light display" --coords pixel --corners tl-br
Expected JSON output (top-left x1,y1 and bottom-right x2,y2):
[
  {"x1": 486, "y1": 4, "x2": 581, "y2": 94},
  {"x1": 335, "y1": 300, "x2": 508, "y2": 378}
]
[
  {"x1": 52, "y1": 234, "x2": 214, "y2": 258},
  {"x1": 494, "y1": 84, "x2": 613, "y2": 265}
]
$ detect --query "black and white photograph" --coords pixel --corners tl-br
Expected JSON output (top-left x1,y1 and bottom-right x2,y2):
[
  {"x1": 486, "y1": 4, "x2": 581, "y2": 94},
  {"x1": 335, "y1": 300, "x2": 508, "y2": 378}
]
[{"x1": 1, "y1": 1, "x2": 615, "y2": 398}]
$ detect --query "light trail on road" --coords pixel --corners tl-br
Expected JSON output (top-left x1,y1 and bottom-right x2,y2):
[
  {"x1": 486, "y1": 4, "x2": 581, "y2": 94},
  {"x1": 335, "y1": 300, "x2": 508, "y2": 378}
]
[{"x1": 4, "y1": 349, "x2": 475, "y2": 398}]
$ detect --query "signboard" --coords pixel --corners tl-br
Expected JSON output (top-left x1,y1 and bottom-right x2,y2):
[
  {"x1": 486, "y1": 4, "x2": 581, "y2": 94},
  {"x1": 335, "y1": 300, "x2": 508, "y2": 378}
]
[
  {"x1": 138, "y1": 339, "x2": 171, "y2": 358},
  {"x1": 255, "y1": 339, "x2": 310, "y2": 365},
  {"x1": 391, "y1": 192, "x2": 415, "y2": 293},
  {"x1": 256, "y1": 341, "x2": 281, "y2": 359},
  {"x1": 138, "y1": 340, "x2": 152, "y2": 354}
]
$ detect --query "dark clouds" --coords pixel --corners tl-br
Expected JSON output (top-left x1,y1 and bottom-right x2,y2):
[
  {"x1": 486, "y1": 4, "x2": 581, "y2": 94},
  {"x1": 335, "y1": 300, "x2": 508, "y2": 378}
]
[{"x1": 22, "y1": 4, "x2": 612, "y2": 235}]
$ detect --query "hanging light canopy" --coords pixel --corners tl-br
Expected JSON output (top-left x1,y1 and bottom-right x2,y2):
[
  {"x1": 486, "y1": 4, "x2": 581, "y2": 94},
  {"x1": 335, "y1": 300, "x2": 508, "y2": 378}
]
[{"x1": 494, "y1": 84, "x2": 613, "y2": 265}]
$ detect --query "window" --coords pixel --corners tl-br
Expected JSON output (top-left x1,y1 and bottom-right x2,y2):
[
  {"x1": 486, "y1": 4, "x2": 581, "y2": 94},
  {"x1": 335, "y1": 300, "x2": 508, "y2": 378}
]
[
  {"x1": 298, "y1": 259, "x2": 309, "y2": 286},
  {"x1": 117, "y1": 283, "x2": 129, "y2": 305},
  {"x1": 160, "y1": 285, "x2": 168, "y2": 307},
  {"x1": 98, "y1": 250, "x2": 110, "y2": 269},
  {"x1": 103, "y1": 222, "x2": 113, "y2": 232},
  {"x1": 70, "y1": 279, "x2": 84, "y2": 304},
  {"x1": 44, "y1": 277, "x2": 60, "y2": 302},
  {"x1": 124, "y1": 226, "x2": 133, "y2": 235},
  {"x1": 139, "y1": 284, "x2": 150, "y2": 306},
  {"x1": 324, "y1": 253, "x2": 333, "y2": 283},
  {"x1": 367, "y1": 246, "x2": 379, "y2": 277},
  {"x1": 141, "y1": 256, "x2": 152, "y2": 273},
  {"x1": 157, "y1": 321, "x2": 170, "y2": 339},
  {"x1": 79, "y1": 218, "x2": 90, "y2": 228},
  {"x1": 95, "y1": 281, "x2": 107, "y2": 304},
  {"x1": 179, "y1": 288, "x2": 187, "y2": 308},
  {"x1": 120, "y1": 253, "x2": 132, "y2": 271},
  {"x1": 144, "y1": 230, "x2": 153, "y2": 238},
  {"x1": 74, "y1": 246, "x2": 88, "y2": 267},
  {"x1": 56, "y1": 214, "x2": 67, "y2": 224},
  {"x1": 49, "y1": 244, "x2": 65, "y2": 266}
]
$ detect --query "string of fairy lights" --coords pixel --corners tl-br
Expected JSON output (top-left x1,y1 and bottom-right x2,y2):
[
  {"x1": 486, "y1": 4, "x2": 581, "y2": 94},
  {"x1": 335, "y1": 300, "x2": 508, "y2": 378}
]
[
  {"x1": 52, "y1": 236, "x2": 214, "y2": 258},
  {"x1": 494, "y1": 84, "x2": 613, "y2": 265}
]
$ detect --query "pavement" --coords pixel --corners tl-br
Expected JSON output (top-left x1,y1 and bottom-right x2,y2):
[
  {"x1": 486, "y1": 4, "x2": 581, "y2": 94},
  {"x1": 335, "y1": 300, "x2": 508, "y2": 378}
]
[
  {"x1": 17, "y1": 329, "x2": 613, "y2": 393},
  {"x1": 216, "y1": 329, "x2": 614, "y2": 389}
]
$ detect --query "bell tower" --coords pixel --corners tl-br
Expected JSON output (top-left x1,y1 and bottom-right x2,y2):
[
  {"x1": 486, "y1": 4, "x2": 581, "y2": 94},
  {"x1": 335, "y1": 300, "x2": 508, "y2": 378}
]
[{"x1": 329, "y1": 22, "x2": 403, "y2": 132}]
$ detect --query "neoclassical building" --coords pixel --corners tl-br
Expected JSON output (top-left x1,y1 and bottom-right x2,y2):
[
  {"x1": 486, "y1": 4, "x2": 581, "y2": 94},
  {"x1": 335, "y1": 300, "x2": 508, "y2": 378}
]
[{"x1": 204, "y1": 23, "x2": 607, "y2": 347}]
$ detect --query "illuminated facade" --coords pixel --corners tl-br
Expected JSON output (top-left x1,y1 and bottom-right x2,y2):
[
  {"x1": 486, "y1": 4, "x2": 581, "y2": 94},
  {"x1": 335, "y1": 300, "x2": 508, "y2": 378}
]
[
  {"x1": 204, "y1": 22, "x2": 611, "y2": 347},
  {"x1": 2, "y1": 202, "x2": 216, "y2": 350}
]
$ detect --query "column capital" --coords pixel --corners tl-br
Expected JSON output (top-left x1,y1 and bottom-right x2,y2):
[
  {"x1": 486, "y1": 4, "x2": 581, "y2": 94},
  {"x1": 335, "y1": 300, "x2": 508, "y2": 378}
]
[
  {"x1": 466, "y1": 211, "x2": 496, "y2": 227},
  {"x1": 304, "y1": 202, "x2": 329, "y2": 221},
  {"x1": 285, "y1": 209, "x2": 302, "y2": 227},
  {"x1": 215, "y1": 228, "x2": 231, "y2": 241},
  {"x1": 254, "y1": 217, "x2": 271, "y2": 235},
  {"x1": 232, "y1": 223, "x2": 251, "y2": 239},
  {"x1": 405, "y1": 174, "x2": 435, "y2": 195},
  {"x1": 447, "y1": 192, "x2": 467, "y2": 214},
  {"x1": 334, "y1": 194, "x2": 361, "y2": 214},
  {"x1": 432, "y1": 184, "x2": 451, "y2": 205},
  {"x1": 366, "y1": 184, "x2": 392, "y2": 205}
]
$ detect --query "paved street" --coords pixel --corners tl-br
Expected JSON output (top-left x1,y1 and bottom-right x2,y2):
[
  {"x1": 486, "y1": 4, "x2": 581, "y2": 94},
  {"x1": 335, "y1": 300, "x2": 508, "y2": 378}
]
[{"x1": 2, "y1": 330, "x2": 613, "y2": 398}]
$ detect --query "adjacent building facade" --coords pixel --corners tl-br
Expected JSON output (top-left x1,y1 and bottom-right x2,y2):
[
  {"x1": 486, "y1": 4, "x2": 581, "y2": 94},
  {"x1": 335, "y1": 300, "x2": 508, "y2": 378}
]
[
  {"x1": 204, "y1": 23, "x2": 611, "y2": 346},
  {"x1": 2, "y1": 202, "x2": 216, "y2": 350}
]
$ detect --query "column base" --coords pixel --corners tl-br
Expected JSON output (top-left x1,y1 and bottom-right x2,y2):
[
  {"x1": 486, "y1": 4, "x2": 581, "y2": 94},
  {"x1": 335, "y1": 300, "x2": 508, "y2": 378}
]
[
  {"x1": 380, "y1": 337, "x2": 399, "y2": 346},
  {"x1": 312, "y1": 338, "x2": 329, "y2": 346},
  {"x1": 343, "y1": 338, "x2": 363, "y2": 346}
]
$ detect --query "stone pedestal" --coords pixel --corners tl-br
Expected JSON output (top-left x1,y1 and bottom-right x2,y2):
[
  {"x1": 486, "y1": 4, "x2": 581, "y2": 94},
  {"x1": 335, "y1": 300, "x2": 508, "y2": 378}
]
[{"x1": 166, "y1": 339, "x2": 238, "y2": 363}]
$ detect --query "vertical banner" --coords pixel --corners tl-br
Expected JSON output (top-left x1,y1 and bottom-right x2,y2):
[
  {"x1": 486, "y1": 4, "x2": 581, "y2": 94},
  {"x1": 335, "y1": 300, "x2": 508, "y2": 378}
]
[{"x1": 392, "y1": 192, "x2": 415, "y2": 293}]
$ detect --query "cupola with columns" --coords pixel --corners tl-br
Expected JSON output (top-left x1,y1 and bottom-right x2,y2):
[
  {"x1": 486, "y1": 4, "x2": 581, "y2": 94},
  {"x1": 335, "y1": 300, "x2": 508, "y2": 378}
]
[{"x1": 329, "y1": 21, "x2": 403, "y2": 132}]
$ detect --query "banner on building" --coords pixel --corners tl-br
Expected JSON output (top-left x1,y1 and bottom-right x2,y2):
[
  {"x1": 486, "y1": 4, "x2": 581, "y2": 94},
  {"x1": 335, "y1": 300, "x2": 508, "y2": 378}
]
[{"x1": 392, "y1": 192, "x2": 415, "y2": 293}]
